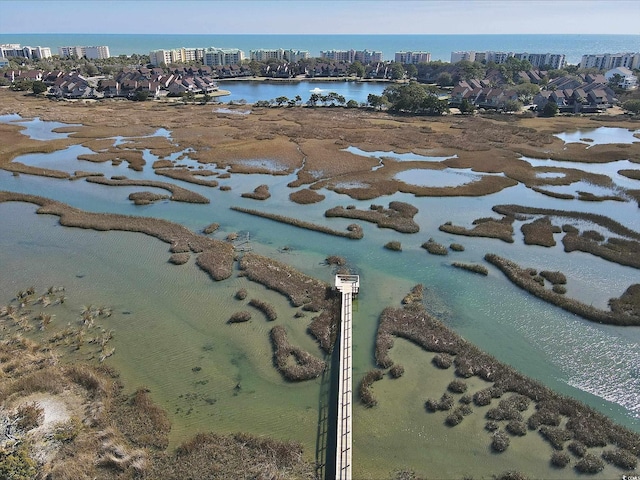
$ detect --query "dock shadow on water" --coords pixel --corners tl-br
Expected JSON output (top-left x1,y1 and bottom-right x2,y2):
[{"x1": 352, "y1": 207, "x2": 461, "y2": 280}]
[{"x1": 316, "y1": 338, "x2": 340, "y2": 480}]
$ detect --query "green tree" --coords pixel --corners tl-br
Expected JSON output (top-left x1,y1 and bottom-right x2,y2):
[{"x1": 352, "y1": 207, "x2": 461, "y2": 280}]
[
  {"x1": 436, "y1": 72, "x2": 453, "y2": 87},
  {"x1": 347, "y1": 60, "x2": 365, "y2": 78},
  {"x1": 542, "y1": 102, "x2": 559, "y2": 117},
  {"x1": 346, "y1": 99, "x2": 359, "y2": 108},
  {"x1": 367, "y1": 93, "x2": 389, "y2": 110},
  {"x1": 133, "y1": 90, "x2": 150, "y2": 102},
  {"x1": 31, "y1": 80, "x2": 47, "y2": 95},
  {"x1": 458, "y1": 98, "x2": 476, "y2": 114},
  {"x1": 405, "y1": 64, "x2": 418, "y2": 79},
  {"x1": 275, "y1": 96, "x2": 289, "y2": 107},
  {"x1": 11, "y1": 79, "x2": 33, "y2": 91},
  {"x1": 503, "y1": 99, "x2": 523, "y2": 112},
  {"x1": 390, "y1": 62, "x2": 405, "y2": 80},
  {"x1": 456, "y1": 60, "x2": 486, "y2": 81},
  {"x1": 307, "y1": 93, "x2": 320, "y2": 107},
  {"x1": 622, "y1": 99, "x2": 640, "y2": 115},
  {"x1": 514, "y1": 82, "x2": 539, "y2": 103}
]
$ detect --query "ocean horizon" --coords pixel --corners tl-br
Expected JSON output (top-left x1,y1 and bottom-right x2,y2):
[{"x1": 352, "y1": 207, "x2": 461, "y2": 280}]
[{"x1": 1, "y1": 33, "x2": 639, "y2": 64}]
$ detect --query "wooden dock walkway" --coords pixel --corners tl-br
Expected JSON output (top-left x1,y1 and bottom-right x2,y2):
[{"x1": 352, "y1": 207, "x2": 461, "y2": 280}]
[{"x1": 334, "y1": 274, "x2": 359, "y2": 480}]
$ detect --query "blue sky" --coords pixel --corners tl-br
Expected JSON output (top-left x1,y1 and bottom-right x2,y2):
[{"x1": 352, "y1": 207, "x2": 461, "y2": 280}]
[{"x1": 1, "y1": 0, "x2": 639, "y2": 35}]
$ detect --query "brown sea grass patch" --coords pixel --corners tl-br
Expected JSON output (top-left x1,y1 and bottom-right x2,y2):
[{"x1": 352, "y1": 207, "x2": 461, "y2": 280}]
[
  {"x1": 71, "y1": 171, "x2": 104, "y2": 180},
  {"x1": 203, "y1": 223, "x2": 219, "y2": 234},
  {"x1": 576, "y1": 190, "x2": 626, "y2": 202},
  {"x1": 1, "y1": 161, "x2": 71, "y2": 179},
  {"x1": 521, "y1": 216, "x2": 559, "y2": 247},
  {"x1": 81, "y1": 138, "x2": 118, "y2": 153},
  {"x1": 238, "y1": 253, "x2": 328, "y2": 308},
  {"x1": 228, "y1": 311, "x2": 252, "y2": 323},
  {"x1": 128, "y1": 191, "x2": 170, "y2": 205},
  {"x1": 155, "y1": 168, "x2": 219, "y2": 187},
  {"x1": 270, "y1": 325, "x2": 325, "y2": 381},
  {"x1": 112, "y1": 135, "x2": 182, "y2": 158},
  {"x1": 248, "y1": 298, "x2": 278, "y2": 321},
  {"x1": 439, "y1": 216, "x2": 514, "y2": 243},
  {"x1": 325, "y1": 201, "x2": 419, "y2": 233},
  {"x1": 359, "y1": 369, "x2": 384, "y2": 407},
  {"x1": 231, "y1": 206, "x2": 363, "y2": 239},
  {"x1": 241, "y1": 184, "x2": 271, "y2": 200},
  {"x1": 422, "y1": 238, "x2": 448, "y2": 255},
  {"x1": 531, "y1": 187, "x2": 574, "y2": 200},
  {"x1": 493, "y1": 205, "x2": 640, "y2": 241},
  {"x1": 289, "y1": 188, "x2": 326, "y2": 204},
  {"x1": 0, "y1": 122, "x2": 77, "y2": 166},
  {"x1": 0, "y1": 191, "x2": 233, "y2": 280},
  {"x1": 85, "y1": 177, "x2": 209, "y2": 204},
  {"x1": 168, "y1": 253, "x2": 190, "y2": 265},
  {"x1": 451, "y1": 262, "x2": 489, "y2": 275},
  {"x1": 78, "y1": 148, "x2": 146, "y2": 171},
  {"x1": 485, "y1": 253, "x2": 640, "y2": 326},
  {"x1": 619, "y1": 169, "x2": 640, "y2": 180},
  {"x1": 152, "y1": 159, "x2": 173, "y2": 169}
]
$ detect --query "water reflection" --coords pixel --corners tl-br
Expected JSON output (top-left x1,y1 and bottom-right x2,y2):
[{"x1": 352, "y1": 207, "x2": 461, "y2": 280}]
[{"x1": 554, "y1": 126, "x2": 640, "y2": 147}]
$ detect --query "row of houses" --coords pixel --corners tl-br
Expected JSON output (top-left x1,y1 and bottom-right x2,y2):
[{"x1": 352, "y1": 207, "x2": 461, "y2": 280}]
[{"x1": 449, "y1": 68, "x2": 619, "y2": 112}]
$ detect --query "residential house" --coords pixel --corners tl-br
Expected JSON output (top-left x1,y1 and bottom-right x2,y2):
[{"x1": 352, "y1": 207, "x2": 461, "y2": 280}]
[{"x1": 605, "y1": 67, "x2": 638, "y2": 90}]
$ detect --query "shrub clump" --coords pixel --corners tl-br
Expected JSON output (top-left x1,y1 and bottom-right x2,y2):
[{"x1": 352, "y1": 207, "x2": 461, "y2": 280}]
[
  {"x1": 449, "y1": 243, "x2": 465, "y2": 251},
  {"x1": 601, "y1": 448, "x2": 637, "y2": 470},
  {"x1": 506, "y1": 420, "x2": 528, "y2": 437},
  {"x1": 425, "y1": 393, "x2": 454, "y2": 412},
  {"x1": 451, "y1": 262, "x2": 489, "y2": 275},
  {"x1": 235, "y1": 289, "x2": 247, "y2": 300},
  {"x1": 550, "y1": 451, "x2": 570, "y2": 468},
  {"x1": 568, "y1": 441, "x2": 587, "y2": 457},
  {"x1": 552, "y1": 285, "x2": 567, "y2": 294},
  {"x1": 575, "y1": 453, "x2": 605, "y2": 474},
  {"x1": 540, "y1": 270, "x2": 567, "y2": 285},
  {"x1": 169, "y1": 253, "x2": 190, "y2": 265},
  {"x1": 389, "y1": 364, "x2": 405, "y2": 378},
  {"x1": 422, "y1": 238, "x2": 448, "y2": 255},
  {"x1": 492, "y1": 430, "x2": 510, "y2": 452},
  {"x1": 360, "y1": 369, "x2": 384, "y2": 407},
  {"x1": 447, "y1": 379, "x2": 467, "y2": 394},
  {"x1": 485, "y1": 421, "x2": 499, "y2": 432},
  {"x1": 248, "y1": 298, "x2": 278, "y2": 321},
  {"x1": 228, "y1": 311, "x2": 251, "y2": 323},
  {"x1": 325, "y1": 255, "x2": 346, "y2": 266},
  {"x1": 384, "y1": 241, "x2": 402, "y2": 251},
  {"x1": 540, "y1": 426, "x2": 572, "y2": 450},
  {"x1": 203, "y1": 223, "x2": 220, "y2": 234},
  {"x1": 432, "y1": 353, "x2": 453, "y2": 369}
]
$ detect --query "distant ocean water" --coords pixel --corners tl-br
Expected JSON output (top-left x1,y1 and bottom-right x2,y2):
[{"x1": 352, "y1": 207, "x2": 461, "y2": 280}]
[{"x1": 1, "y1": 33, "x2": 639, "y2": 64}]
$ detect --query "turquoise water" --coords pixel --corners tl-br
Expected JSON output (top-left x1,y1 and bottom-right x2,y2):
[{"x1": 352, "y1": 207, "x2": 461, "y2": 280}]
[{"x1": 1, "y1": 117, "x2": 640, "y2": 477}]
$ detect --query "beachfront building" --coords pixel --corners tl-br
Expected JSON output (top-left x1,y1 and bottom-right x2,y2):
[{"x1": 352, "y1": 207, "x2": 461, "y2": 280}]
[
  {"x1": 149, "y1": 48, "x2": 205, "y2": 66},
  {"x1": 605, "y1": 66, "x2": 638, "y2": 90},
  {"x1": 250, "y1": 49, "x2": 310, "y2": 63},
  {"x1": 395, "y1": 51, "x2": 431, "y2": 64},
  {"x1": 513, "y1": 53, "x2": 566, "y2": 70},
  {"x1": 0, "y1": 57, "x2": 8, "y2": 68},
  {"x1": 451, "y1": 51, "x2": 477, "y2": 63},
  {"x1": 58, "y1": 45, "x2": 111, "y2": 59},
  {"x1": 203, "y1": 48, "x2": 244, "y2": 67},
  {"x1": 320, "y1": 49, "x2": 383, "y2": 64},
  {"x1": 580, "y1": 52, "x2": 640, "y2": 71},
  {"x1": 0, "y1": 44, "x2": 52, "y2": 60}
]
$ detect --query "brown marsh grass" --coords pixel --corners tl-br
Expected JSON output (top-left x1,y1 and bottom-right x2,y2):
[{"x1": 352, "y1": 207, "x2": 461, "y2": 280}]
[
  {"x1": 359, "y1": 369, "x2": 384, "y2": 407},
  {"x1": 421, "y1": 238, "x2": 448, "y2": 255},
  {"x1": 248, "y1": 298, "x2": 278, "y2": 321},
  {"x1": 129, "y1": 191, "x2": 170, "y2": 205},
  {"x1": 485, "y1": 253, "x2": 640, "y2": 326},
  {"x1": 451, "y1": 262, "x2": 489, "y2": 275},
  {"x1": 270, "y1": 325, "x2": 325, "y2": 381},
  {"x1": 325, "y1": 201, "x2": 420, "y2": 233},
  {"x1": 289, "y1": 188, "x2": 326, "y2": 204},
  {"x1": 520, "y1": 216, "x2": 560, "y2": 247},
  {"x1": 155, "y1": 168, "x2": 219, "y2": 187},
  {"x1": 231, "y1": 206, "x2": 364, "y2": 239},
  {"x1": 241, "y1": 184, "x2": 271, "y2": 200},
  {"x1": 439, "y1": 216, "x2": 515, "y2": 243},
  {"x1": 86, "y1": 176, "x2": 209, "y2": 204}
]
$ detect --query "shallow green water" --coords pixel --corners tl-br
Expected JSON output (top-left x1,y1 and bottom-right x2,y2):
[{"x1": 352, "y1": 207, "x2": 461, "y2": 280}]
[{"x1": 1, "y1": 118, "x2": 639, "y2": 478}]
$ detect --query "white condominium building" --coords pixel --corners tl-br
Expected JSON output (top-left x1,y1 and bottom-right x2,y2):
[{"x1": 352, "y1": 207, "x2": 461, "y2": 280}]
[
  {"x1": 580, "y1": 52, "x2": 640, "y2": 71},
  {"x1": 149, "y1": 47, "x2": 205, "y2": 66},
  {"x1": 250, "y1": 49, "x2": 310, "y2": 63},
  {"x1": 320, "y1": 49, "x2": 383, "y2": 63},
  {"x1": 395, "y1": 51, "x2": 431, "y2": 64},
  {"x1": 203, "y1": 48, "x2": 245, "y2": 66},
  {"x1": 58, "y1": 45, "x2": 111, "y2": 59},
  {"x1": 1, "y1": 44, "x2": 51, "y2": 59}
]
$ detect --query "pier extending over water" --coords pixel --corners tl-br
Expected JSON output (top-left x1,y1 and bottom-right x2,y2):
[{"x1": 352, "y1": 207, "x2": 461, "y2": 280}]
[{"x1": 334, "y1": 274, "x2": 359, "y2": 480}]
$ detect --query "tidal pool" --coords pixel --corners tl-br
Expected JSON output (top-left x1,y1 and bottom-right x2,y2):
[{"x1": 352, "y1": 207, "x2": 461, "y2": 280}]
[
  {"x1": 394, "y1": 168, "x2": 481, "y2": 187},
  {"x1": 554, "y1": 126, "x2": 640, "y2": 147}
]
